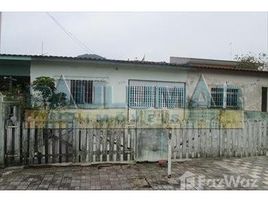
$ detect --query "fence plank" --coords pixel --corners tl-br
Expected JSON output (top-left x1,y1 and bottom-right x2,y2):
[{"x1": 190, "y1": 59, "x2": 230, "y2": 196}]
[
  {"x1": 120, "y1": 130, "x2": 124, "y2": 161},
  {"x1": 113, "y1": 131, "x2": 117, "y2": 162},
  {"x1": 21, "y1": 123, "x2": 28, "y2": 164},
  {"x1": 127, "y1": 128, "x2": 132, "y2": 161},
  {"x1": 14, "y1": 122, "x2": 21, "y2": 164},
  {"x1": 85, "y1": 128, "x2": 89, "y2": 162},
  {"x1": 51, "y1": 122, "x2": 58, "y2": 163},
  {"x1": 100, "y1": 130, "x2": 104, "y2": 162},
  {"x1": 80, "y1": 128, "x2": 87, "y2": 162},
  {"x1": 182, "y1": 129, "x2": 186, "y2": 159},
  {"x1": 263, "y1": 121, "x2": 267, "y2": 155},
  {"x1": 37, "y1": 126, "x2": 44, "y2": 164},
  {"x1": 258, "y1": 121, "x2": 263, "y2": 155},
  {"x1": 88, "y1": 128, "x2": 94, "y2": 163},
  {"x1": 93, "y1": 130, "x2": 96, "y2": 163},
  {"x1": 28, "y1": 121, "x2": 35, "y2": 165},
  {"x1": 106, "y1": 130, "x2": 111, "y2": 162}
]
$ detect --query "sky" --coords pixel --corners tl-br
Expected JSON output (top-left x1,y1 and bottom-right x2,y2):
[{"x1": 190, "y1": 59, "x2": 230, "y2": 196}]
[{"x1": 0, "y1": 12, "x2": 267, "y2": 62}]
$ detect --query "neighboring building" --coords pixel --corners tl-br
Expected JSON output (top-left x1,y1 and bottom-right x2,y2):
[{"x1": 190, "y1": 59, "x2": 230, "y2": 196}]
[
  {"x1": 0, "y1": 54, "x2": 268, "y2": 113},
  {"x1": 0, "y1": 55, "x2": 30, "y2": 94}
]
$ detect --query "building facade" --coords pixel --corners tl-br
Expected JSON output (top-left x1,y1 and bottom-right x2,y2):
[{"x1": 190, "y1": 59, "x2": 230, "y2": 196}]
[{"x1": 1, "y1": 54, "x2": 268, "y2": 113}]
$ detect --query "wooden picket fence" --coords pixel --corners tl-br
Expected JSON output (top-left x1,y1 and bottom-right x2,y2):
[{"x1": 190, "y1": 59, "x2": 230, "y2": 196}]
[
  {"x1": 2, "y1": 120, "x2": 268, "y2": 167},
  {"x1": 171, "y1": 120, "x2": 268, "y2": 160},
  {"x1": 4, "y1": 121, "x2": 136, "y2": 166}
]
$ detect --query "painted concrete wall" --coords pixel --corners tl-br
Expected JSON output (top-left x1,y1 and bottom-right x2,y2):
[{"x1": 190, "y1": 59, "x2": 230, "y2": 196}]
[
  {"x1": 0, "y1": 60, "x2": 30, "y2": 76},
  {"x1": 30, "y1": 60, "x2": 188, "y2": 107},
  {"x1": 186, "y1": 70, "x2": 268, "y2": 111},
  {"x1": 30, "y1": 60, "x2": 268, "y2": 111}
]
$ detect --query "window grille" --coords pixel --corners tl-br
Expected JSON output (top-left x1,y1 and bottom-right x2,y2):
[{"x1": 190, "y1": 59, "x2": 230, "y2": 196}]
[
  {"x1": 211, "y1": 87, "x2": 224, "y2": 107},
  {"x1": 226, "y1": 88, "x2": 239, "y2": 107},
  {"x1": 211, "y1": 86, "x2": 240, "y2": 109},
  {"x1": 128, "y1": 80, "x2": 185, "y2": 108},
  {"x1": 70, "y1": 80, "x2": 93, "y2": 104},
  {"x1": 128, "y1": 86, "x2": 155, "y2": 108},
  {"x1": 157, "y1": 87, "x2": 184, "y2": 108}
]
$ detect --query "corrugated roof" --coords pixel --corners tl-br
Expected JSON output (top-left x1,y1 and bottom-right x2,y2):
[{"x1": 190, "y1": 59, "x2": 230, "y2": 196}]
[{"x1": 1, "y1": 53, "x2": 268, "y2": 75}]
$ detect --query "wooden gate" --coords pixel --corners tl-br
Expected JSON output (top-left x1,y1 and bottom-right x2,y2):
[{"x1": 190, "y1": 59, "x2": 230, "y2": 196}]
[{"x1": 0, "y1": 98, "x2": 22, "y2": 167}]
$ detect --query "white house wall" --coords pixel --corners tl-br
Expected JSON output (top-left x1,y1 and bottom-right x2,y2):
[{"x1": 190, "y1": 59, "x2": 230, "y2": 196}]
[
  {"x1": 30, "y1": 60, "x2": 268, "y2": 111},
  {"x1": 30, "y1": 60, "x2": 188, "y2": 107}
]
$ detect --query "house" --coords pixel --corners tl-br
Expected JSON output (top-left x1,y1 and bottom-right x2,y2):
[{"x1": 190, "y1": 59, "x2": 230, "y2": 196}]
[
  {"x1": 1, "y1": 54, "x2": 268, "y2": 163},
  {"x1": 1, "y1": 54, "x2": 268, "y2": 115}
]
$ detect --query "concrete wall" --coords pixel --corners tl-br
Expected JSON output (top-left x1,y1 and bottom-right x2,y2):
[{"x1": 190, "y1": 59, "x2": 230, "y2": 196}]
[
  {"x1": 186, "y1": 69, "x2": 268, "y2": 111},
  {"x1": 30, "y1": 60, "x2": 268, "y2": 112},
  {"x1": 30, "y1": 60, "x2": 188, "y2": 107}
]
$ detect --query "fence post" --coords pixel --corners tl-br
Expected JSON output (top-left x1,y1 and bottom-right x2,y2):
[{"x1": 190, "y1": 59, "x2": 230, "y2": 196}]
[
  {"x1": 167, "y1": 128, "x2": 172, "y2": 178},
  {"x1": 0, "y1": 96, "x2": 4, "y2": 168}
]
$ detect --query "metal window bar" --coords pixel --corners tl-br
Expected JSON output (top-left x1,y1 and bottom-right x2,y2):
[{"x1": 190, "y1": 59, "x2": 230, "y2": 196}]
[
  {"x1": 211, "y1": 87, "x2": 224, "y2": 108},
  {"x1": 226, "y1": 88, "x2": 239, "y2": 108},
  {"x1": 128, "y1": 85, "x2": 184, "y2": 109},
  {"x1": 157, "y1": 87, "x2": 184, "y2": 108},
  {"x1": 211, "y1": 86, "x2": 240, "y2": 108},
  {"x1": 70, "y1": 80, "x2": 93, "y2": 104},
  {"x1": 128, "y1": 86, "x2": 155, "y2": 108}
]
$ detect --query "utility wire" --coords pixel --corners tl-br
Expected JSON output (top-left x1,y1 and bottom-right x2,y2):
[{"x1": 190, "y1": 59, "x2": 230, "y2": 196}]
[{"x1": 46, "y1": 12, "x2": 92, "y2": 53}]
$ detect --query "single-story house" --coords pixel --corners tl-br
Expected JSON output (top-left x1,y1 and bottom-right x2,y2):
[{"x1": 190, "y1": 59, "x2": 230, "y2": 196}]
[{"x1": 0, "y1": 54, "x2": 268, "y2": 114}]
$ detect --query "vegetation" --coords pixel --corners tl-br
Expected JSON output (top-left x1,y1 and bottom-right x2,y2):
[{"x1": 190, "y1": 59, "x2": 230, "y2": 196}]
[
  {"x1": 32, "y1": 76, "x2": 67, "y2": 109},
  {"x1": 234, "y1": 53, "x2": 267, "y2": 71}
]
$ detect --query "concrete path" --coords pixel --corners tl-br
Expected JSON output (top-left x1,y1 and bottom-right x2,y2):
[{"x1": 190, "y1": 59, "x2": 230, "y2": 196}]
[{"x1": 0, "y1": 156, "x2": 268, "y2": 190}]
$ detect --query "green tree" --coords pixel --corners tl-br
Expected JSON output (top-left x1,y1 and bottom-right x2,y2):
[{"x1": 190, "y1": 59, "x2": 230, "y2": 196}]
[
  {"x1": 234, "y1": 53, "x2": 267, "y2": 70},
  {"x1": 32, "y1": 76, "x2": 67, "y2": 109}
]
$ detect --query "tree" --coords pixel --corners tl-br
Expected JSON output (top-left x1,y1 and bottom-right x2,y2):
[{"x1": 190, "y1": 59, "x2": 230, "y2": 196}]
[
  {"x1": 234, "y1": 53, "x2": 267, "y2": 71},
  {"x1": 32, "y1": 76, "x2": 67, "y2": 109}
]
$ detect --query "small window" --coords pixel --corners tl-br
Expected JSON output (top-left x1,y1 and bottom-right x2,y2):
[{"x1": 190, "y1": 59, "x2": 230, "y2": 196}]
[
  {"x1": 70, "y1": 80, "x2": 93, "y2": 104},
  {"x1": 211, "y1": 88, "x2": 224, "y2": 107},
  {"x1": 211, "y1": 86, "x2": 240, "y2": 109},
  {"x1": 226, "y1": 88, "x2": 239, "y2": 107}
]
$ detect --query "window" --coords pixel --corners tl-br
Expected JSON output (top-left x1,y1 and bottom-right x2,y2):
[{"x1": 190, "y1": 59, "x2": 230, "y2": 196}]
[
  {"x1": 157, "y1": 87, "x2": 185, "y2": 108},
  {"x1": 226, "y1": 88, "x2": 239, "y2": 107},
  {"x1": 128, "y1": 80, "x2": 185, "y2": 108},
  {"x1": 128, "y1": 86, "x2": 155, "y2": 108},
  {"x1": 70, "y1": 80, "x2": 93, "y2": 104},
  {"x1": 211, "y1": 86, "x2": 240, "y2": 109},
  {"x1": 211, "y1": 88, "x2": 223, "y2": 107}
]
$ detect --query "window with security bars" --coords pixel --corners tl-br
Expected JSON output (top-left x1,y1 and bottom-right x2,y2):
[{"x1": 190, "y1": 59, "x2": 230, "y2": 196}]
[
  {"x1": 211, "y1": 86, "x2": 240, "y2": 108},
  {"x1": 211, "y1": 87, "x2": 224, "y2": 107},
  {"x1": 157, "y1": 87, "x2": 185, "y2": 108},
  {"x1": 70, "y1": 80, "x2": 93, "y2": 104},
  {"x1": 128, "y1": 80, "x2": 185, "y2": 108},
  {"x1": 226, "y1": 88, "x2": 239, "y2": 107},
  {"x1": 128, "y1": 86, "x2": 155, "y2": 108}
]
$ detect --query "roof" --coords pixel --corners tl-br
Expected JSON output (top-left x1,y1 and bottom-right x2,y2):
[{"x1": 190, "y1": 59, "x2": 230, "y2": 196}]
[
  {"x1": 170, "y1": 56, "x2": 238, "y2": 67},
  {"x1": 1, "y1": 53, "x2": 268, "y2": 75}
]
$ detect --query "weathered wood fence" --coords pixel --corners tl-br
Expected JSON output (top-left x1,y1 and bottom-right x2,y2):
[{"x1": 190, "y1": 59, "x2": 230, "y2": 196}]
[
  {"x1": 2, "y1": 120, "x2": 268, "y2": 167},
  {"x1": 171, "y1": 121, "x2": 268, "y2": 160},
  {"x1": 4, "y1": 121, "x2": 136, "y2": 166}
]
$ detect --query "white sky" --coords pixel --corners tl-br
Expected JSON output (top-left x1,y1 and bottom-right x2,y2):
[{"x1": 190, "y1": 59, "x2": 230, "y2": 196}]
[{"x1": 1, "y1": 12, "x2": 267, "y2": 62}]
